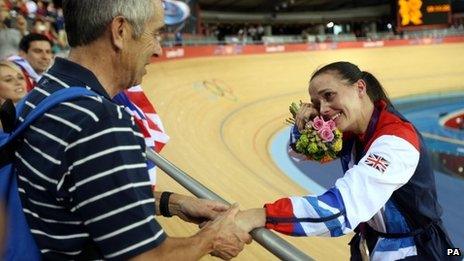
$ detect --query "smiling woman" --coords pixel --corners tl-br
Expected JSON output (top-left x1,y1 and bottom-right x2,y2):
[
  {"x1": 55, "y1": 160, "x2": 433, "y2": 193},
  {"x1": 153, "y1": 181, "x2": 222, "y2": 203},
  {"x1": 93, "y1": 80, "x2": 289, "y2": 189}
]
[
  {"x1": 236, "y1": 61, "x2": 460, "y2": 261},
  {"x1": 0, "y1": 60, "x2": 27, "y2": 104}
]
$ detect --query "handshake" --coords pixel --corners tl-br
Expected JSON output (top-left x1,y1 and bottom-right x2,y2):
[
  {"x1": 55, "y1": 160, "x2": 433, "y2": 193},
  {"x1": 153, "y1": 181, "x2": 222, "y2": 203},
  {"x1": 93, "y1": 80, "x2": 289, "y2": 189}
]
[{"x1": 165, "y1": 193, "x2": 265, "y2": 260}]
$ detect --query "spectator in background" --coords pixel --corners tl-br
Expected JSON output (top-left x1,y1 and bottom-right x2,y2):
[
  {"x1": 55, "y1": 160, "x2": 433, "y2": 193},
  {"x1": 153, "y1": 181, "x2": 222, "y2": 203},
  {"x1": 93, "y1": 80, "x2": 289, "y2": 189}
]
[
  {"x1": 31, "y1": 16, "x2": 46, "y2": 34},
  {"x1": 8, "y1": 33, "x2": 53, "y2": 91},
  {"x1": 0, "y1": 60, "x2": 27, "y2": 104},
  {"x1": 174, "y1": 30, "x2": 183, "y2": 46},
  {"x1": 35, "y1": 0, "x2": 47, "y2": 17},
  {"x1": 14, "y1": 13, "x2": 29, "y2": 36},
  {"x1": 0, "y1": 3, "x2": 21, "y2": 59},
  {"x1": 247, "y1": 25, "x2": 257, "y2": 42},
  {"x1": 257, "y1": 24, "x2": 264, "y2": 42}
]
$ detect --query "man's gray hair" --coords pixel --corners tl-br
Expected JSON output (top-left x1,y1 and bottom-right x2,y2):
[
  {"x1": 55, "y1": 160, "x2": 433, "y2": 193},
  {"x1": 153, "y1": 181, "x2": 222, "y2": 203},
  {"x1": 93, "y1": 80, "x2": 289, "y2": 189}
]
[{"x1": 63, "y1": 0, "x2": 155, "y2": 47}]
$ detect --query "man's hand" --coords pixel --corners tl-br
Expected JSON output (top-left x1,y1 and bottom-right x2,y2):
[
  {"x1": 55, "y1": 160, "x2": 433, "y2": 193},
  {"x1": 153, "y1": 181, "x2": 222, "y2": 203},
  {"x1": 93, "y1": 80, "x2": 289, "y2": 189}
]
[
  {"x1": 295, "y1": 102, "x2": 318, "y2": 132},
  {"x1": 200, "y1": 204, "x2": 252, "y2": 260},
  {"x1": 170, "y1": 194, "x2": 229, "y2": 224}
]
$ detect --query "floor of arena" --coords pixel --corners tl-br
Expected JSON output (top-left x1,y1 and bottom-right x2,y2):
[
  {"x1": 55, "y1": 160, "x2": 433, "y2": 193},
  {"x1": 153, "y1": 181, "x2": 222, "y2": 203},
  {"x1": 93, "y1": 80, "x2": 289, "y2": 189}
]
[{"x1": 142, "y1": 43, "x2": 464, "y2": 260}]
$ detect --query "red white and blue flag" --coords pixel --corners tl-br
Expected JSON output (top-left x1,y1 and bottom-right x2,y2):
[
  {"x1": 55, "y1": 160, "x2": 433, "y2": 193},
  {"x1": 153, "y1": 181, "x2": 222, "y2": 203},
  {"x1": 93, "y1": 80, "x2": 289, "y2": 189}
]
[
  {"x1": 8, "y1": 55, "x2": 41, "y2": 91},
  {"x1": 113, "y1": 85, "x2": 169, "y2": 189},
  {"x1": 364, "y1": 153, "x2": 389, "y2": 173}
]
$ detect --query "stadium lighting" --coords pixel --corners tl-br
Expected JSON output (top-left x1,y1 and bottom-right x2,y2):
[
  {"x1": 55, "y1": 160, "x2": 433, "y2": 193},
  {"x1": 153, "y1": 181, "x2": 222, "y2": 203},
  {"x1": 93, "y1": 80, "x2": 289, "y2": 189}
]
[{"x1": 326, "y1": 22, "x2": 334, "y2": 28}]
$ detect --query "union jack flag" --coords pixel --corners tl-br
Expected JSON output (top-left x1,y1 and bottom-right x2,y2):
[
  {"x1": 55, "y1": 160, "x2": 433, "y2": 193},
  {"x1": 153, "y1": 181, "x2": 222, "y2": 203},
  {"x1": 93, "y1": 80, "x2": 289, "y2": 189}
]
[
  {"x1": 364, "y1": 153, "x2": 389, "y2": 173},
  {"x1": 113, "y1": 85, "x2": 169, "y2": 189}
]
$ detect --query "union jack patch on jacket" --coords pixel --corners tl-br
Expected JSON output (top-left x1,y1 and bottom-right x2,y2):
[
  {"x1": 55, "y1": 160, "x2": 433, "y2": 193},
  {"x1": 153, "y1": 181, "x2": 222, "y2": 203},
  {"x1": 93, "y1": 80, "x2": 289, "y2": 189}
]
[{"x1": 364, "y1": 153, "x2": 389, "y2": 173}]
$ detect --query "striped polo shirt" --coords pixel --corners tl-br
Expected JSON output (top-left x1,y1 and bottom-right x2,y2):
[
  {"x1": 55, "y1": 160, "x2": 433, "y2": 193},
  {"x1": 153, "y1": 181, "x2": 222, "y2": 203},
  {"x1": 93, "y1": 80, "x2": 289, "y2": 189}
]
[{"x1": 14, "y1": 58, "x2": 166, "y2": 259}]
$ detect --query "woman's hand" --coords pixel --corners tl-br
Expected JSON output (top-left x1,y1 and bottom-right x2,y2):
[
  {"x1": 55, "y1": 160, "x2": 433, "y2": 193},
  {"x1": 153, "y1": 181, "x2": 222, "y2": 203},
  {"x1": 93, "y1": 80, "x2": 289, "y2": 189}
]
[
  {"x1": 295, "y1": 103, "x2": 318, "y2": 132},
  {"x1": 235, "y1": 208, "x2": 266, "y2": 233}
]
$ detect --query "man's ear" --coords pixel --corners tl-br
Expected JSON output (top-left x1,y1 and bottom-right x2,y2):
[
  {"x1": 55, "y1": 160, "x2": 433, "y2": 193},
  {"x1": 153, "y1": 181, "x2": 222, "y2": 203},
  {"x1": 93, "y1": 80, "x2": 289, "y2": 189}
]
[
  {"x1": 110, "y1": 16, "x2": 128, "y2": 50},
  {"x1": 356, "y1": 79, "x2": 367, "y2": 97}
]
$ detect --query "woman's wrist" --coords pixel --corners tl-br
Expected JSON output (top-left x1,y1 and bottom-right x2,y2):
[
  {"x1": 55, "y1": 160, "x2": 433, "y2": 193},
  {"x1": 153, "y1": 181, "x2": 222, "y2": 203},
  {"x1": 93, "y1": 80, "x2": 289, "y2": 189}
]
[{"x1": 236, "y1": 208, "x2": 266, "y2": 232}]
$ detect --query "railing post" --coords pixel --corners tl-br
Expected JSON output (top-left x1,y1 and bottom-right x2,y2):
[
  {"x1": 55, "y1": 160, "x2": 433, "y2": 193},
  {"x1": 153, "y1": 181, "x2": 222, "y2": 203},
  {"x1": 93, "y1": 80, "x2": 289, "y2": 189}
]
[{"x1": 146, "y1": 149, "x2": 313, "y2": 261}]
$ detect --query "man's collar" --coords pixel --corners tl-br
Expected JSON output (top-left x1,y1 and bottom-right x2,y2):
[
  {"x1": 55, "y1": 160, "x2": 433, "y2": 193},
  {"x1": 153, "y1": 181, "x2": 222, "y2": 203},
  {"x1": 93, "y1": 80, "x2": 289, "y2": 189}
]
[{"x1": 47, "y1": 57, "x2": 111, "y2": 99}]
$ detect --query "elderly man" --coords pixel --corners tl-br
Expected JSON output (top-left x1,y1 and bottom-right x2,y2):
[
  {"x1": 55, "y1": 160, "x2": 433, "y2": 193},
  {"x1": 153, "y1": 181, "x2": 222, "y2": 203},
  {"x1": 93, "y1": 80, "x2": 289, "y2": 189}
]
[{"x1": 14, "y1": 0, "x2": 250, "y2": 259}]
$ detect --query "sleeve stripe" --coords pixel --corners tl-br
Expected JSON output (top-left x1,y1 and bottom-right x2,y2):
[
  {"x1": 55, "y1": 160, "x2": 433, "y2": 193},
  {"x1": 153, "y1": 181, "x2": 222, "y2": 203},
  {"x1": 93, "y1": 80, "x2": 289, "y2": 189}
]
[
  {"x1": 30, "y1": 125, "x2": 69, "y2": 146},
  {"x1": 15, "y1": 152, "x2": 59, "y2": 184},
  {"x1": 68, "y1": 145, "x2": 142, "y2": 171},
  {"x1": 71, "y1": 181, "x2": 152, "y2": 211},
  {"x1": 31, "y1": 229, "x2": 89, "y2": 240},
  {"x1": 44, "y1": 113, "x2": 82, "y2": 131},
  {"x1": 18, "y1": 175, "x2": 47, "y2": 191},
  {"x1": 69, "y1": 163, "x2": 147, "y2": 192},
  {"x1": 105, "y1": 230, "x2": 164, "y2": 259},
  {"x1": 84, "y1": 198, "x2": 155, "y2": 225},
  {"x1": 94, "y1": 215, "x2": 155, "y2": 242},
  {"x1": 61, "y1": 102, "x2": 99, "y2": 121},
  {"x1": 24, "y1": 208, "x2": 82, "y2": 225},
  {"x1": 24, "y1": 138, "x2": 62, "y2": 165},
  {"x1": 41, "y1": 249, "x2": 82, "y2": 255},
  {"x1": 65, "y1": 127, "x2": 136, "y2": 151},
  {"x1": 29, "y1": 198, "x2": 65, "y2": 209}
]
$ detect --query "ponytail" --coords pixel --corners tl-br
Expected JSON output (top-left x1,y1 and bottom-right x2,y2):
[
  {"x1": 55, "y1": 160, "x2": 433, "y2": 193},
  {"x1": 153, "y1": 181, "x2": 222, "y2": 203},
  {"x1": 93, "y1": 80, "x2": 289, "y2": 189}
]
[{"x1": 361, "y1": 71, "x2": 393, "y2": 107}]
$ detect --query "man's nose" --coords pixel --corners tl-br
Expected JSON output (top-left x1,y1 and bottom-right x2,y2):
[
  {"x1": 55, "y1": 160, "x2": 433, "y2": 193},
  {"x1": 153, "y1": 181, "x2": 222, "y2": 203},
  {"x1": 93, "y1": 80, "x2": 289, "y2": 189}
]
[{"x1": 153, "y1": 42, "x2": 163, "y2": 57}]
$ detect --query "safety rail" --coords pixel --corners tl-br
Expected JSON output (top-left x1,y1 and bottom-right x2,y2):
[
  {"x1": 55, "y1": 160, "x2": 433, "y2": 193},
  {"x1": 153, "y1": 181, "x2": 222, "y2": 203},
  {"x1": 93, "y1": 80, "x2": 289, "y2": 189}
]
[{"x1": 146, "y1": 149, "x2": 313, "y2": 261}]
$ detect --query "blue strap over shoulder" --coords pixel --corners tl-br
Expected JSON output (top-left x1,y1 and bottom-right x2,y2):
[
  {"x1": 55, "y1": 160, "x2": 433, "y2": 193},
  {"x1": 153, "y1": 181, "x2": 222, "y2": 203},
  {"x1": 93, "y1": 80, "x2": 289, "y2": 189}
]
[
  {"x1": 1, "y1": 87, "x2": 98, "y2": 261},
  {"x1": 10, "y1": 87, "x2": 97, "y2": 141}
]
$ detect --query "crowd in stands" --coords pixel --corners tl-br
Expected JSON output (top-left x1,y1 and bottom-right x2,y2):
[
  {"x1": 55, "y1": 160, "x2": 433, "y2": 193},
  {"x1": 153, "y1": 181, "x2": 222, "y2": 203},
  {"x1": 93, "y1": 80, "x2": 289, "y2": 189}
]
[
  {"x1": 0, "y1": 0, "x2": 67, "y2": 59},
  {"x1": 0, "y1": 0, "x2": 65, "y2": 114}
]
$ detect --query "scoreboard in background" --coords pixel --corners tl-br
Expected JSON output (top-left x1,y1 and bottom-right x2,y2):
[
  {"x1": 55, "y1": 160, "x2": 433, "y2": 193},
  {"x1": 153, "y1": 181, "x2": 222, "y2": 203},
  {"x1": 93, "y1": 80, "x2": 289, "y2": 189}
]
[{"x1": 397, "y1": 0, "x2": 451, "y2": 30}]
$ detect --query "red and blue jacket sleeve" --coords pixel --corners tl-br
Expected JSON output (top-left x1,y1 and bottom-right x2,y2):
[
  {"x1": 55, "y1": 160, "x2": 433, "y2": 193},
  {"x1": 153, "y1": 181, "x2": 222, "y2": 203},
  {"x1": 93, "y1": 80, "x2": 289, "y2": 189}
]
[{"x1": 264, "y1": 187, "x2": 352, "y2": 237}]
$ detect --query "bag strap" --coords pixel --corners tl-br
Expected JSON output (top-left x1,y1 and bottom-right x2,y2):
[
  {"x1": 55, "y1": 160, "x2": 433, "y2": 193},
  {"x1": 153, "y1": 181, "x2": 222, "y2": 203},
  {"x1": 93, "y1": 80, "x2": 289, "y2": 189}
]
[{"x1": 0, "y1": 87, "x2": 97, "y2": 148}]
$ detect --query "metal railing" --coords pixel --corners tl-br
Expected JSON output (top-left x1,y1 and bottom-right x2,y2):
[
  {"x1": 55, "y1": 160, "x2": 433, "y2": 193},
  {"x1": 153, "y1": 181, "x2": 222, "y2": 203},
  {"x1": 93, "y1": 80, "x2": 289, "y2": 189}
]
[{"x1": 146, "y1": 149, "x2": 313, "y2": 261}]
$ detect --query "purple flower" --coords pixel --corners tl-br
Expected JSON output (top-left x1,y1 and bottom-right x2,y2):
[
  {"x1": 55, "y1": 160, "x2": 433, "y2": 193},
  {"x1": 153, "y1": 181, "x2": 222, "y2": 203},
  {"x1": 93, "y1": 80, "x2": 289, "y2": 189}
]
[
  {"x1": 318, "y1": 127, "x2": 334, "y2": 142},
  {"x1": 312, "y1": 116, "x2": 325, "y2": 131}
]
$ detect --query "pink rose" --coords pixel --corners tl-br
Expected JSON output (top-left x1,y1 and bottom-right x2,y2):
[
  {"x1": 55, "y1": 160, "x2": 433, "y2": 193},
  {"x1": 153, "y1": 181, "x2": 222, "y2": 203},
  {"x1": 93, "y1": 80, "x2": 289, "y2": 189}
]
[
  {"x1": 318, "y1": 127, "x2": 334, "y2": 142},
  {"x1": 325, "y1": 120, "x2": 336, "y2": 131},
  {"x1": 312, "y1": 116, "x2": 325, "y2": 131}
]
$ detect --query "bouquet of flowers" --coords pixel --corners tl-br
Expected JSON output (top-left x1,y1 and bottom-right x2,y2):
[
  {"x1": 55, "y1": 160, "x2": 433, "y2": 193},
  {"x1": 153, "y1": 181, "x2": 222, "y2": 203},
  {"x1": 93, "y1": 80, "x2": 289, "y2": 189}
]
[{"x1": 287, "y1": 102, "x2": 343, "y2": 163}]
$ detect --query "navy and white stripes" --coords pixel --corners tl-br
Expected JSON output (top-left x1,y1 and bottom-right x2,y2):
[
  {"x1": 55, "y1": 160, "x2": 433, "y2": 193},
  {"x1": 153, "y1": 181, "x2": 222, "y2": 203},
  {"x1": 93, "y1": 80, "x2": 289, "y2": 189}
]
[{"x1": 15, "y1": 58, "x2": 166, "y2": 260}]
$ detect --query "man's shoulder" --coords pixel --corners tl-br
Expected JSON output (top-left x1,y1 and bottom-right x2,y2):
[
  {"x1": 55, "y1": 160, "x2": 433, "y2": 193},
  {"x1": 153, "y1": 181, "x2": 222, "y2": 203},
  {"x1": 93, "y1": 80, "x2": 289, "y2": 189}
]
[{"x1": 24, "y1": 85, "x2": 133, "y2": 132}]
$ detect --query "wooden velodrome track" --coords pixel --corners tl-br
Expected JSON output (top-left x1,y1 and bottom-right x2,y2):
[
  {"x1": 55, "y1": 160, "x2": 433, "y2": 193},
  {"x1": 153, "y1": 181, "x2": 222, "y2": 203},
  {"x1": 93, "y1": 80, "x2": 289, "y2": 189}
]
[{"x1": 142, "y1": 43, "x2": 464, "y2": 260}]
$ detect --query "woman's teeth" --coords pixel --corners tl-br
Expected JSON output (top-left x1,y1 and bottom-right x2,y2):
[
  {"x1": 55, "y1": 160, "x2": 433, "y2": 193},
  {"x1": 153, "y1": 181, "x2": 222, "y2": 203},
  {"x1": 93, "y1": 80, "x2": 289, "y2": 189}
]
[{"x1": 331, "y1": 113, "x2": 341, "y2": 120}]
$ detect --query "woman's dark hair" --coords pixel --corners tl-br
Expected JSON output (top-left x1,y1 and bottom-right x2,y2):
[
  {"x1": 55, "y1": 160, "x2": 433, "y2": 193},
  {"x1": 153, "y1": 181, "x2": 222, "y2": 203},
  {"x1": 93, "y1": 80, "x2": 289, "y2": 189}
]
[{"x1": 310, "y1": 61, "x2": 392, "y2": 107}]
